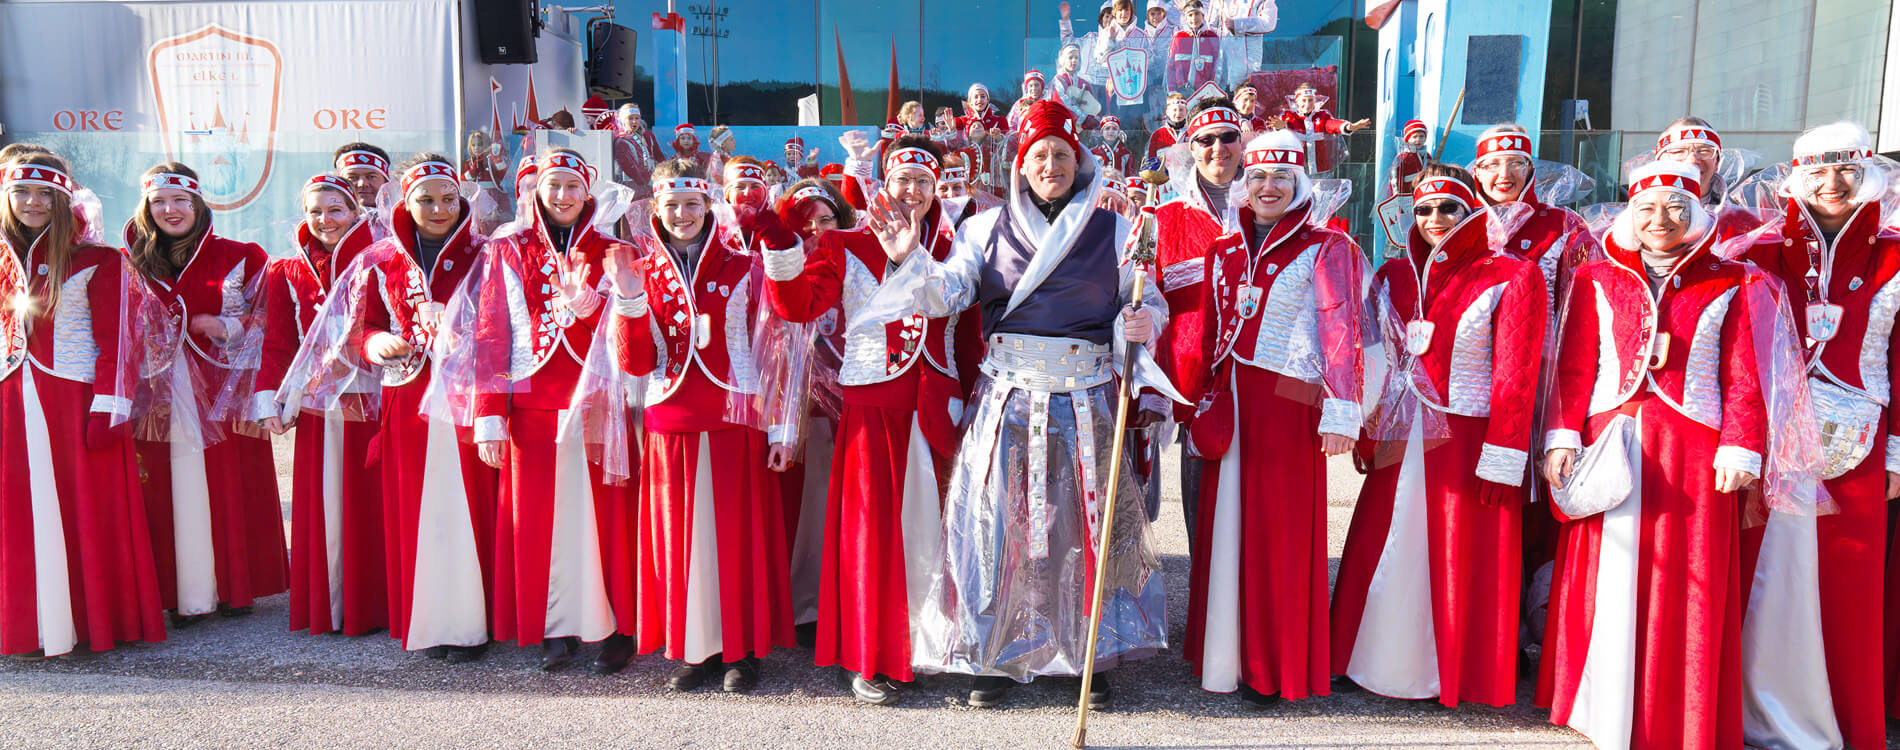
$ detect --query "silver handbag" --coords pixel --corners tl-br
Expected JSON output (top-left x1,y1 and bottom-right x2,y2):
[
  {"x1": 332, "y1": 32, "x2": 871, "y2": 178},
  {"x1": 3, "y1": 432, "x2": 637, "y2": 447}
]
[
  {"x1": 1551, "y1": 415, "x2": 1636, "y2": 519},
  {"x1": 1808, "y1": 378, "x2": 1882, "y2": 480}
]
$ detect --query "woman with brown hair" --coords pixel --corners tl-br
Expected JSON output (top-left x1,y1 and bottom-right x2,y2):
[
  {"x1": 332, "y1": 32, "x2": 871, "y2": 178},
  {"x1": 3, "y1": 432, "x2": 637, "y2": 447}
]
[
  {"x1": 125, "y1": 161, "x2": 287, "y2": 626},
  {"x1": 0, "y1": 152, "x2": 167, "y2": 655}
]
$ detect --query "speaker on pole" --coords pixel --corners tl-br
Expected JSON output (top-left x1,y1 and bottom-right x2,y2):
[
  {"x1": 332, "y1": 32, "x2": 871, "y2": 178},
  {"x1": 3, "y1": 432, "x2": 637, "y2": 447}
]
[
  {"x1": 588, "y1": 22, "x2": 639, "y2": 100},
  {"x1": 474, "y1": 0, "x2": 538, "y2": 65}
]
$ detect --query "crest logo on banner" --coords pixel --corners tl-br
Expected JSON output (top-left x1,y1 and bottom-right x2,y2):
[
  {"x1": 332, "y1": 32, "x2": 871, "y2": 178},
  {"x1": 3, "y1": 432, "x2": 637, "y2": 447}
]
[
  {"x1": 148, "y1": 24, "x2": 283, "y2": 210},
  {"x1": 1185, "y1": 81, "x2": 1227, "y2": 110},
  {"x1": 1105, "y1": 47, "x2": 1149, "y2": 105},
  {"x1": 1376, "y1": 195, "x2": 1413, "y2": 255}
]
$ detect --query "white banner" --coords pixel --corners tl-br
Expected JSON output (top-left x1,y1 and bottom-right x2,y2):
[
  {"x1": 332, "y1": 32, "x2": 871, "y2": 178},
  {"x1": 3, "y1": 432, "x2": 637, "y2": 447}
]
[{"x1": 0, "y1": 0, "x2": 460, "y2": 248}]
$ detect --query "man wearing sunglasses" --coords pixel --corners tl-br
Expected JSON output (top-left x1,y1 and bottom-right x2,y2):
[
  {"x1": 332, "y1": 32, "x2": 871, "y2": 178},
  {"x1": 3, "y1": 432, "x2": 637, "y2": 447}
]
[
  {"x1": 1734, "y1": 121, "x2": 1898, "y2": 750},
  {"x1": 1150, "y1": 96, "x2": 1246, "y2": 560},
  {"x1": 1651, "y1": 118, "x2": 1762, "y2": 242}
]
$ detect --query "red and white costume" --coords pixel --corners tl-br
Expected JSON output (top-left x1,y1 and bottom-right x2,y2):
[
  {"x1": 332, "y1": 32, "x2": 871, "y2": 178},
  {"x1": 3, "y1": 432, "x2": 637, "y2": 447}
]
[
  {"x1": 129, "y1": 204, "x2": 288, "y2": 617},
  {"x1": 1735, "y1": 135, "x2": 1898, "y2": 750},
  {"x1": 1152, "y1": 106, "x2": 1244, "y2": 414},
  {"x1": 1089, "y1": 118, "x2": 1136, "y2": 178},
  {"x1": 671, "y1": 124, "x2": 713, "y2": 171},
  {"x1": 1167, "y1": 28, "x2": 1222, "y2": 93},
  {"x1": 611, "y1": 176, "x2": 796, "y2": 664},
  {"x1": 254, "y1": 176, "x2": 384, "y2": 636},
  {"x1": 1536, "y1": 162, "x2": 1792, "y2": 749},
  {"x1": 1007, "y1": 71, "x2": 1049, "y2": 132},
  {"x1": 613, "y1": 126, "x2": 666, "y2": 200},
  {"x1": 954, "y1": 98, "x2": 1008, "y2": 134},
  {"x1": 352, "y1": 163, "x2": 498, "y2": 651},
  {"x1": 762, "y1": 150, "x2": 970, "y2": 682},
  {"x1": 1182, "y1": 139, "x2": 1363, "y2": 699},
  {"x1": 1332, "y1": 178, "x2": 1546, "y2": 706},
  {"x1": 1146, "y1": 113, "x2": 1186, "y2": 163},
  {"x1": 1471, "y1": 132, "x2": 1598, "y2": 314},
  {"x1": 0, "y1": 163, "x2": 166, "y2": 656},
  {"x1": 1648, "y1": 125, "x2": 1764, "y2": 245},
  {"x1": 1274, "y1": 97, "x2": 1352, "y2": 176},
  {"x1": 1390, "y1": 120, "x2": 1428, "y2": 198},
  {"x1": 455, "y1": 153, "x2": 629, "y2": 647}
]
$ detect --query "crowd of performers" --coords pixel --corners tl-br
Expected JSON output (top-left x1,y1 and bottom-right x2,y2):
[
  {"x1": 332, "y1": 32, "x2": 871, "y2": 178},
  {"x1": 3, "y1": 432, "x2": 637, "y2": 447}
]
[{"x1": 5, "y1": 73, "x2": 1900, "y2": 749}]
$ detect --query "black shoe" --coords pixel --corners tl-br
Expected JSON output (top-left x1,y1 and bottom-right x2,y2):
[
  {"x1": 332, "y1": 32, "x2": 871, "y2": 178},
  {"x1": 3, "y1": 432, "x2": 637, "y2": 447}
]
[
  {"x1": 166, "y1": 611, "x2": 208, "y2": 629},
  {"x1": 1086, "y1": 673, "x2": 1111, "y2": 710},
  {"x1": 539, "y1": 636, "x2": 579, "y2": 672},
  {"x1": 423, "y1": 646, "x2": 450, "y2": 660},
  {"x1": 591, "y1": 634, "x2": 635, "y2": 675},
  {"x1": 968, "y1": 675, "x2": 1014, "y2": 708},
  {"x1": 216, "y1": 603, "x2": 253, "y2": 618},
  {"x1": 1238, "y1": 684, "x2": 1281, "y2": 708},
  {"x1": 1330, "y1": 675, "x2": 1363, "y2": 694},
  {"x1": 848, "y1": 674, "x2": 900, "y2": 706},
  {"x1": 445, "y1": 643, "x2": 488, "y2": 665},
  {"x1": 668, "y1": 660, "x2": 718, "y2": 692},
  {"x1": 794, "y1": 621, "x2": 818, "y2": 648},
  {"x1": 722, "y1": 656, "x2": 760, "y2": 693}
]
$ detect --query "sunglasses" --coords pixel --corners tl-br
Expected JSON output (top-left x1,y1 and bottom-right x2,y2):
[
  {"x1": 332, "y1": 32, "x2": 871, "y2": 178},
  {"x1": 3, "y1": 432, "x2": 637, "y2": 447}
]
[
  {"x1": 1192, "y1": 131, "x2": 1241, "y2": 147},
  {"x1": 1413, "y1": 203, "x2": 1465, "y2": 217}
]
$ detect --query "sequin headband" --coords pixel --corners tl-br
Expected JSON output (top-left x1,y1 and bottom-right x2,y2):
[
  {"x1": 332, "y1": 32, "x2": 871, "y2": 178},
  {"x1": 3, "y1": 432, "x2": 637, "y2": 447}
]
[
  {"x1": 400, "y1": 161, "x2": 459, "y2": 197},
  {"x1": 1657, "y1": 126, "x2": 1721, "y2": 152},
  {"x1": 142, "y1": 172, "x2": 200, "y2": 196},
  {"x1": 336, "y1": 150, "x2": 391, "y2": 178},
  {"x1": 886, "y1": 147, "x2": 940, "y2": 178},
  {"x1": 3, "y1": 164, "x2": 75, "y2": 197},
  {"x1": 789, "y1": 185, "x2": 833, "y2": 207},
  {"x1": 940, "y1": 165, "x2": 969, "y2": 183},
  {"x1": 1474, "y1": 133, "x2": 1532, "y2": 161},
  {"x1": 1792, "y1": 148, "x2": 1873, "y2": 168},
  {"x1": 653, "y1": 176, "x2": 711, "y2": 197}
]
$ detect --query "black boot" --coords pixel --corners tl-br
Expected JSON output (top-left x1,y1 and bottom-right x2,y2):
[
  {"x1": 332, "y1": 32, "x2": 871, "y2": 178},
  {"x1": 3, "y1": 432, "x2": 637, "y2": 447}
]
[
  {"x1": 167, "y1": 611, "x2": 208, "y2": 629},
  {"x1": 216, "y1": 603, "x2": 253, "y2": 618},
  {"x1": 1238, "y1": 684, "x2": 1281, "y2": 708},
  {"x1": 722, "y1": 656, "x2": 760, "y2": 693},
  {"x1": 538, "y1": 636, "x2": 579, "y2": 672},
  {"x1": 846, "y1": 670, "x2": 899, "y2": 706},
  {"x1": 1330, "y1": 675, "x2": 1363, "y2": 694},
  {"x1": 667, "y1": 660, "x2": 719, "y2": 691},
  {"x1": 968, "y1": 675, "x2": 1014, "y2": 708},
  {"x1": 591, "y1": 634, "x2": 635, "y2": 675},
  {"x1": 1086, "y1": 672, "x2": 1112, "y2": 709},
  {"x1": 793, "y1": 621, "x2": 818, "y2": 648},
  {"x1": 445, "y1": 643, "x2": 489, "y2": 665}
]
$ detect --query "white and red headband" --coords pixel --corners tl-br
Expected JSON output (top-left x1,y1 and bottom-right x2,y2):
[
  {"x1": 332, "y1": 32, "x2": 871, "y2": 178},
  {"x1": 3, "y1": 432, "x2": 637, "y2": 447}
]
[
  {"x1": 675, "y1": 124, "x2": 697, "y2": 139},
  {"x1": 789, "y1": 185, "x2": 832, "y2": 208},
  {"x1": 1413, "y1": 176, "x2": 1476, "y2": 212},
  {"x1": 941, "y1": 165, "x2": 969, "y2": 184},
  {"x1": 336, "y1": 150, "x2": 391, "y2": 179},
  {"x1": 400, "y1": 161, "x2": 459, "y2": 198},
  {"x1": 1125, "y1": 177, "x2": 1147, "y2": 194},
  {"x1": 302, "y1": 174, "x2": 355, "y2": 203},
  {"x1": 1101, "y1": 116, "x2": 1121, "y2": 129},
  {"x1": 1657, "y1": 125, "x2": 1721, "y2": 153},
  {"x1": 1186, "y1": 107, "x2": 1241, "y2": 139},
  {"x1": 724, "y1": 161, "x2": 766, "y2": 186},
  {"x1": 3, "y1": 164, "x2": 75, "y2": 197},
  {"x1": 886, "y1": 147, "x2": 940, "y2": 179},
  {"x1": 541, "y1": 152, "x2": 594, "y2": 190},
  {"x1": 1244, "y1": 146, "x2": 1305, "y2": 173},
  {"x1": 142, "y1": 172, "x2": 200, "y2": 197},
  {"x1": 653, "y1": 176, "x2": 711, "y2": 198},
  {"x1": 1474, "y1": 132, "x2": 1533, "y2": 162},
  {"x1": 1793, "y1": 148, "x2": 1874, "y2": 168},
  {"x1": 1627, "y1": 162, "x2": 1702, "y2": 200},
  {"x1": 1023, "y1": 70, "x2": 1044, "y2": 86}
]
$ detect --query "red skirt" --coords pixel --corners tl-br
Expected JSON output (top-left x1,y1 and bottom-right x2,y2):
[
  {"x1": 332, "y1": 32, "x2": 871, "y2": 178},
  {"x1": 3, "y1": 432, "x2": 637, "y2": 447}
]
[
  {"x1": 286, "y1": 410, "x2": 387, "y2": 635},
  {"x1": 0, "y1": 369, "x2": 165, "y2": 655},
  {"x1": 1331, "y1": 409, "x2": 1521, "y2": 707},
  {"x1": 140, "y1": 427, "x2": 288, "y2": 614},
  {"x1": 814, "y1": 404, "x2": 944, "y2": 682},
  {"x1": 636, "y1": 426, "x2": 791, "y2": 662},
  {"x1": 381, "y1": 377, "x2": 500, "y2": 649},
  {"x1": 490, "y1": 407, "x2": 618, "y2": 645},
  {"x1": 1184, "y1": 367, "x2": 1329, "y2": 699},
  {"x1": 1536, "y1": 400, "x2": 1744, "y2": 749}
]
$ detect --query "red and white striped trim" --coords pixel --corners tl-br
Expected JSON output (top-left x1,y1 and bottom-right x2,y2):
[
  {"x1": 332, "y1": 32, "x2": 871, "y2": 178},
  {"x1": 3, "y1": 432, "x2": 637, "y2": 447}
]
[
  {"x1": 724, "y1": 161, "x2": 766, "y2": 186},
  {"x1": 1656, "y1": 125, "x2": 1721, "y2": 152},
  {"x1": 1186, "y1": 106, "x2": 1241, "y2": 138},
  {"x1": 1792, "y1": 148, "x2": 1873, "y2": 168},
  {"x1": 886, "y1": 147, "x2": 940, "y2": 178},
  {"x1": 653, "y1": 176, "x2": 711, "y2": 197},
  {"x1": 400, "y1": 161, "x2": 459, "y2": 197},
  {"x1": 335, "y1": 149, "x2": 390, "y2": 179},
  {"x1": 2, "y1": 164, "x2": 75, "y2": 197},
  {"x1": 1474, "y1": 132, "x2": 1532, "y2": 162},
  {"x1": 141, "y1": 172, "x2": 200, "y2": 196},
  {"x1": 1413, "y1": 176, "x2": 1476, "y2": 212},
  {"x1": 1244, "y1": 147, "x2": 1305, "y2": 172}
]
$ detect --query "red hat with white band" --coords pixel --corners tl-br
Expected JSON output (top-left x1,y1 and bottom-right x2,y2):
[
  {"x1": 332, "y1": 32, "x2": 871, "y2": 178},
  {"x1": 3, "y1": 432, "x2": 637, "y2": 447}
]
[
  {"x1": 1014, "y1": 100, "x2": 1083, "y2": 169},
  {"x1": 541, "y1": 151, "x2": 594, "y2": 190},
  {"x1": 886, "y1": 147, "x2": 940, "y2": 179},
  {"x1": 1243, "y1": 142, "x2": 1306, "y2": 173},
  {"x1": 1657, "y1": 124, "x2": 1721, "y2": 153},
  {"x1": 1474, "y1": 131, "x2": 1532, "y2": 163},
  {"x1": 1402, "y1": 119, "x2": 1428, "y2": 142},
  {"x1": 4, "y1": 163, "x2": 76, "y2": 197},
  {"x1": 142, "y1": 171, "x2": 201, "y2": 197},
  {"x1": 335, "y1": 149, "x2": 391, "y2": 179},
  {"x1": 675, "y1": 123, "x2": 697, "y2": 140},
  {"x1": 400, "y1": 161, "x2": 459, "y2": 198},
  {"x1": 1023, "y1": 70, "x2": 1044, "y2": 86},
  {"x1": 1413, "y1": 175, "x2": 1477, "y2": 212},
  {"x1": 1101, "y1": 116, "x2": 1121, "y2": 130},
  {"x1": 724, "y1": 161, "x2": 767, "y2": 186},
  {"x1": 1185, "y1": 106, "x2": 1241, "y2": 139}
]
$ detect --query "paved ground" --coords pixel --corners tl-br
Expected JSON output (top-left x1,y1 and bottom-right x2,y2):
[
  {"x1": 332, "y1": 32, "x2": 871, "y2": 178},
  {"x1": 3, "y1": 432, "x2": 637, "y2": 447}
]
[{"x1": 0, "y1": 438, "x2": 1871, "y2": 748}]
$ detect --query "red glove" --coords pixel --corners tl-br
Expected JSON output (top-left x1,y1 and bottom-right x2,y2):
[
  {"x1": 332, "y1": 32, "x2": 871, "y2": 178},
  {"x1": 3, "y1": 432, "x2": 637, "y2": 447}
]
[
  {"x1": 1477, "y1": 480, "x2": 1522, "y2": 507},
  {"x1": 1352, "y1": 437, "x2": 1375, "y2": 475},
  {"x1": 738, "y1": 203, "x2": 800, "y2": 252},
  {"x1": 85, "y1": 412, "x2": 116, "y2": 452}
]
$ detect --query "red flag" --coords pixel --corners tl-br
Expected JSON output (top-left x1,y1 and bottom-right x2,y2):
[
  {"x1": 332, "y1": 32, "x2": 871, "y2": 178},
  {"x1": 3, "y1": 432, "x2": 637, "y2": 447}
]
[
  {"x1": 883, "y1": 39, "x2": 901, "y2": 125},
  {"x1": 834, "y1": 30, "x2": 857, "y2": 126},
  {"x1": 490, "y1": 77, "x2": 502, "y2": 94},
  {"x1": 525, "y1": 69, "x2": 542, "y2": 123},
  {"x1": 652, "y1": 12, "x2": 683, "y2": 31}
]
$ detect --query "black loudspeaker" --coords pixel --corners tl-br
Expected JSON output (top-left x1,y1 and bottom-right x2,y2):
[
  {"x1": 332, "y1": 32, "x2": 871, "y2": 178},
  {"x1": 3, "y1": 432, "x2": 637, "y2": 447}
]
[
  {"x1": 588, "y1": 23, "x2": 639, "y2": 99},
  {"x1": 474, "y1": 0, "x2": 538, "y2": 65}
]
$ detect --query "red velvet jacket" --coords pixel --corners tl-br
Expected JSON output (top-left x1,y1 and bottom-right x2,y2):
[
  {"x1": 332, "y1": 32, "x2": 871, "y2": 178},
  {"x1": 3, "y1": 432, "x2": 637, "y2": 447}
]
[
  {"x1": 252, "y1": 218, "x2": 377, "y2": 411},
  {"x1": 126, "y1": 220, "x2": 271, "y2": 371},
  {"x1": 358, "y1": 200, "x2": 488, "y2": 387},
  {"x1": 1152, "y1": 181, "x2": 1238, "y2": 420},
  {"x1": 20, "y1": 238, "x2": 128, "y2": 416}
]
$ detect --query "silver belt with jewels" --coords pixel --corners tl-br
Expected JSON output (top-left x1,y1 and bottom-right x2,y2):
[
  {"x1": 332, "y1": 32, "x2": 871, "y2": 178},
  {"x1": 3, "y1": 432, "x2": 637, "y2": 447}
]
[{"x1": 979, "y1": 333, "x2": 1114, "y2": 393}]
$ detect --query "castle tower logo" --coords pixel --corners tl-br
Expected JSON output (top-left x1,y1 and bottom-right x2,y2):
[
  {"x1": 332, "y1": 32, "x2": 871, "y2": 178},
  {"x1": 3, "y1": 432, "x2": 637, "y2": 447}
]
[{"x1": 148, "y1": 24, "x2": 283, "y2": 210}]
